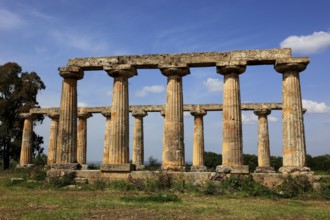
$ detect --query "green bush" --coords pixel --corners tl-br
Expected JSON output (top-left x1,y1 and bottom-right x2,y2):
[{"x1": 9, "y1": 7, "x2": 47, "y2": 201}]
[
  {"x1": 47, "y1": 172, "x2": 76, "y2": 188},
  {"x1": 276, "y1": 175, "x2": 313, "y2": 198},
  {"x1": 109, "y1": 180, "x2": 136, "y2": 191}
]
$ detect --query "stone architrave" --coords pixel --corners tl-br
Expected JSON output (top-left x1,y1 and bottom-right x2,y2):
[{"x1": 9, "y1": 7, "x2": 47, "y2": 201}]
[
  {"x1": 47, "y1": 113, "x2": 59, "y2": 164},
  {"x1": 132, "y1": 109, "x2": 148, "y2": 170},
  {"x1": 56, "y1": 67, "x2": 84, "y2": 165},
  {"x1": 77, "y1": 112, "x2": 92, "y2": 165},
  {"x1": 100, "y1": 66, "x2": 136, "y2": 172},
  {"x1": 275, "y1": 58, "x2": 310, "y2": 173},
  {"x1": 19, "y1": 113, "x2": 36, "y2": 166},
  {"x1": 216, "y1": 62, "x2": 249, "y2": 174},
  {"x1": 253, "y1": 109, "x2": 275, "y2": 173},
  {"x1": 161, "y1": 67, "x2": 189, "y2": 171},
  {"x1": 101, "y1": 112, "x2": 111, "y2": 164},
  {"x1": 190, "y1": 109, "x2": 207, "y2": 172}
]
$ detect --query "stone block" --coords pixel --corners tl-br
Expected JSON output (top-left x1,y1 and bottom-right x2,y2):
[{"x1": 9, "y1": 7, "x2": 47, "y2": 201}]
[
  {"x1": 190, "y1": 166, "x2": 208, "y2": 172},
  {"x1": 50, "y1": 163, "x2": 81, "y2": 170},
  {"x1": 216, "y1": 165, "x2": 249, "y2": 174},
  {"x1": 254, "y1": 166, "x2": 276, "y2": 173},
  {"x1": 100, "y1": 163, "x2": 136, "y2": 172},
  {"x1": 279, "y1": 166, "x2": 312, "y2": 174}
]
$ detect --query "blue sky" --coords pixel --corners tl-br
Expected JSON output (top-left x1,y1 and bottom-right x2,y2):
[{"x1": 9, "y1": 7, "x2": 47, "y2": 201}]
[{"x1": 1, "y1": 0, "x2": 329, "y2": 162}]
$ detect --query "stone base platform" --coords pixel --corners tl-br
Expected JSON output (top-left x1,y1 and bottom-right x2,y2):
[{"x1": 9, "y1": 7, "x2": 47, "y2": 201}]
[
  {"x1": 254, "y1": 166, "x2": 276, "y2": 173},
  {"x1": 190, "y1": 165, "x2": 208, "y2": 172},
  {"x1": 279, "y1": 166, "x2": 312, "y2": 174},
  {"x1": 50, "y1": 163, "x2": 81, "y2": 170},
  {"x1": 100, "y1": 163, "x2": 136, "y2": 172},
  {"x1": 216, "y1": 165, "x2": 249, "y2": 174},
  {"x1": 64, "y1": 170, "x2": 319, "y2": 189}
]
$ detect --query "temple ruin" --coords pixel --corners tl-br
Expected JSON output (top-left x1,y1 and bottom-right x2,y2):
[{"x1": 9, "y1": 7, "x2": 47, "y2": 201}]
[{"x1": 19, "y1": 48, "x2": 312, "y2": 184}]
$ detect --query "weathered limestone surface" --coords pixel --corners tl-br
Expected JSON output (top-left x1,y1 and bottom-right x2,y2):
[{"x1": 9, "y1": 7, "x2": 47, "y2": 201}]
[
  {"x1": 161, "y1": 67, "x2": 189, "y2": 171},
  {"x1": 275, "y1": 58, "x2": 309, "y2": 169},
  {"x1": 190, "y1": 109, "x2": 207, "y2": 172},
  {"x1": 29, "y1": 103, "x2": 284, "y2": 114},
  {"x1": 57, "y1": 67, "x2": 83, "y2": 164},
  {"x1": 105, "y1": 67, "x2": 136, "y2": 168},
  {"x1": 77, "y1": 112, "x2": 92, "y2": 164},
  {"x1": 47, "y1": 113, "x2": 59, "y2": 164},
  {"x1": 132, "y1": 110, "x2": 147, "y2": 170},
  {"x1": 19, "y1": 113, "x2": 35, "y2": 166},
  {"x1": 66, "y1": 49, "x2": 292, "y2": 70},
  {"x1": 217, "y1": 63, "x2": 246, "y2": 168},
  {"x1": 101, "y1": 112, "x2": 111, "y2": 164},
  {"x1": 254, "y1": 109, "x2": 275, "y2": 173}
]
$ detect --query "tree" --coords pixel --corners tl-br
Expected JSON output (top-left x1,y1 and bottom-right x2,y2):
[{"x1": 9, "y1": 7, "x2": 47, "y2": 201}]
[{"x1": 0, "y1": 62, "x2": 45, "y2": 170}]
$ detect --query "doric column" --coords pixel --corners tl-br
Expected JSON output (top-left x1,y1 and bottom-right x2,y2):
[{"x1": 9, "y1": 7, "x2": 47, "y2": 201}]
[
  {"x1": 161, "y1": 67, "x2": 189, "y2": 171},
  {"x1": 275, "y1": 58, "x2": 310, "y2": 173},
  {"x1": 47, "y1": 113, "x2": 59, "y2": 165},
  {"x1": 101, "y1": 111, "x2": 111, "y2": 164},
  {"x1": 190, "y1": 109, "x2": 207, "y2": 172},
  {"x1": 19, "y1": 113, "x2": 35, "y2": 166},
  {"x1": 216, "y1": 62, "x2": 249, "y2": 173},
  {"x1": 132, "y1": 109, "x2": 148, "y2": 170},
  {"x1": 101, "y1": 66, "x2": 136, "y2": 172},
  {"x1": 254, "y1": 109, "x2": 274, "y2": 173},
  {"x1": 77, "y1": 112, "x2": 92, "y2": 165}
]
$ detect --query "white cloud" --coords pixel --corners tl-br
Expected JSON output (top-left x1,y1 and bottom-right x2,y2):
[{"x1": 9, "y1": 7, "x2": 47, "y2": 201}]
[
  {"x1": 203, "y1": 78, "x2": 223, "y2": 93},
  {"x1": 242, "y1": 113, "x2": 257, "y2": 125},
  {"x1": 280, "y1": 31, "x2": 330, "y2": 54},
  {"x1": 302, "y1": 99, "x2": 330, "y2": 113},
  {"x1": 78, "y1": 102, "x2": 88, "y2": 107},
  {"x1": 0, "y1": 9, "x2": 25, "y2": 30},
  {"x1": 268, "y1": 116, "x2": 279, "y2": 123},
  {"x1": 136, "y1": 85, "x2": 165, "y2": 97},
  {"x1": 50, "y1": 29, "x2": 108, "y2": 53}
]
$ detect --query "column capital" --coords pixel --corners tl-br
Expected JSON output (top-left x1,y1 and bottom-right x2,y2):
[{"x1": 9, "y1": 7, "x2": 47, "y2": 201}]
[
  {"x1": 160, "y1": 67, "x2": 190, "y2": 77},
  {"x1": 132, "y1": 109, "x2": 148, "y2": 118},
  {"x1": 160, "y1": 110, "x2": 165, "y2": 117},
  {"x1": 58, "y1": 66, "x2": 84, "y2": 80},
  {"x1": 190, "y1": 109, "x2": 207, "y2": 117},
  {"x1": 101, "y1": 111, "x2": 111, "y2": 118},
  {"x1": 47, "y1": 113, "x2": 59, "y2": 120},
  {"x1": 254, "y1": 108, "x2": 271, "y2": 116},
  {"x1": 274, "y1": 58, "x2": 309, "y2": 74},
  {"x1": 78, "y1": 112, "x2": 93, "y2": 119},
  {"x1": 216, "y1": 61, "x2": 246, "y2": 75},
  {"x1": 105, "y1": 65, "x2": 137, "y2": 78}
]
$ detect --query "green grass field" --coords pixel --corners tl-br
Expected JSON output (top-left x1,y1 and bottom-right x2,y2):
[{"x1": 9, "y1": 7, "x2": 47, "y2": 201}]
[{"x1": 0, "y1": 170, "x2": 330, "y2": 220}]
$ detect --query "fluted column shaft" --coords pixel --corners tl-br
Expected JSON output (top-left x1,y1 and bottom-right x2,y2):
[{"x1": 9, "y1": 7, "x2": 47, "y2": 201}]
[
  {"x1": 254, "y1": 109, "x2": 271, "y2": 167},
  {"x1": 56, "y1": 68, "x2": 83, "y2": 164},
  {"x1": 275, "y1": 60, "x2": 309, "y2": 168},
  {"x1": 47, "y1": 114, "x2": 59, "y2": 164},
  {"x1": 77, "y1": 112, "x2": 92, "y2": 164},
  {"x1": 161, "y1": 67, "x2": 189, "y2": 170},
  {"x1": 132, "y1": 110, "x2": 147, "y2": 169},
  {"x1": 191, "y1": 110, "x2": 207, "y2": 172},
  {"x1": 102, "y1": 112, "x2": 111, "y2": 164},
  {"x1": 107, "y1": 68, "x2": 136, "y2": 164},
  {"x1": 217, "y1": 65, "x2": 246, "y2": 166},
  {"x1": 19, "y1": 114, "x2": 35, "y2": 166}
]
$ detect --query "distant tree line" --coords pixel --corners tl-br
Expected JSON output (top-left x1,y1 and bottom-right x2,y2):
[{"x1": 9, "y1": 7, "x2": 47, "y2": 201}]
[{"x1": 204, "y1": 152, "x2": 330, "y2": 173}]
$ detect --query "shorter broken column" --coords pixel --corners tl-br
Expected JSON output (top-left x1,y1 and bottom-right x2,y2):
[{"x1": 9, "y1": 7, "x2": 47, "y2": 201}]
[
  {"x1": 190, "y1": 109, "x2": 207, "y2": 172},
  {"x1": 77, "y1": 112, "x2": 92, "y2": 167},
  {"x1": 19, "y1": 113, "x2": 35, "y2": 167},
  {"x1": 132, "y1": 110, "x2": 148, "y2": 170},
  {"x1": 47, "y1": 113, "x2": 59, "y2": 165},
  {"x1": 253, "y1": 109, "x2": 275, "y2": 173},
  {"x1": 102, "y1": 112, "x2": 111, "y2": 164}
]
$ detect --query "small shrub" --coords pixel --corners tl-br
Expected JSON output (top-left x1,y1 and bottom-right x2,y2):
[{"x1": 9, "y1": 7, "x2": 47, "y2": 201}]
[
  {"x1": 276, "y1": 175, "x2": 313, "y2": 198},
  {"x1": 48, "y1": 171, "x2": 76, "y2": 188},
  {"x1": 204, "y1": 181, "x2": 220, "y2": 195},
  {"x1": 93, "y1": 179, "x2": 107, "y2": 191},
  {"x1": 109, "y1": 180, "x2": 136, "y2": 191}
]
